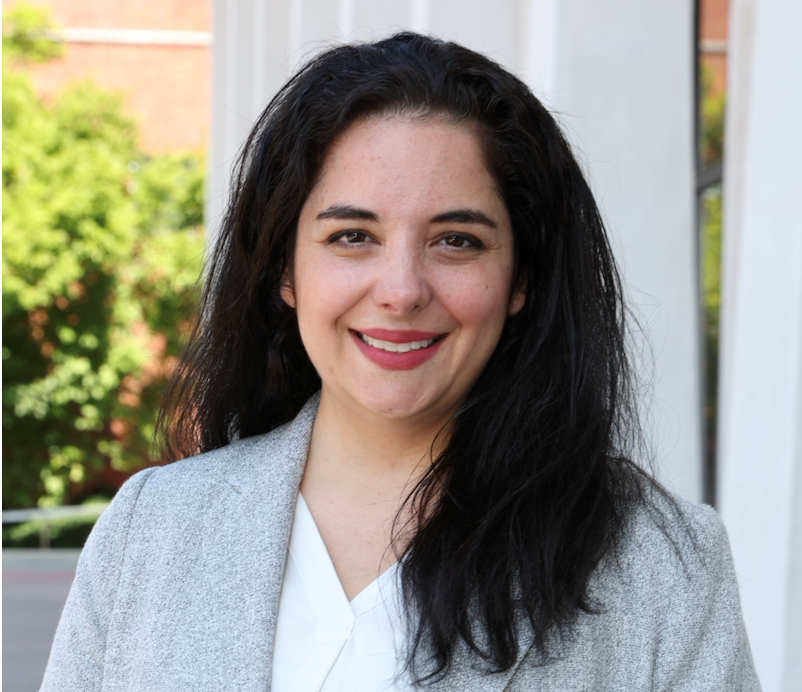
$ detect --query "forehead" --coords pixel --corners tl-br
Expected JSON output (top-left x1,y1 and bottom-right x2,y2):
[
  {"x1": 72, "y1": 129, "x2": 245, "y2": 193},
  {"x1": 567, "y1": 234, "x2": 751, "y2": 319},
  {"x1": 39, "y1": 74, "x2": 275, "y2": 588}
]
[{"x1": 302, "y1": 115, "x2": 504, "y2": 218}]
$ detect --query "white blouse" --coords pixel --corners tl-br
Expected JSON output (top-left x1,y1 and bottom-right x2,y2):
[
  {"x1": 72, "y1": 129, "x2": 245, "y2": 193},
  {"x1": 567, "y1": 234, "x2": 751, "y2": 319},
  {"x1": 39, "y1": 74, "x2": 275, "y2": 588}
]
[{"x1": 271, "y1": 494, "x2": 411, "y2": 692}]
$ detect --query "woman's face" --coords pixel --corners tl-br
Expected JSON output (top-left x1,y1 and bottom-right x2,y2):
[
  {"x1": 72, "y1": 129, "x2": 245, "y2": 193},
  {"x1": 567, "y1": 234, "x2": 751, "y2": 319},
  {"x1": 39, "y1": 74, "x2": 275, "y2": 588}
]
[{"x1": 285, "y1": 115, "x2": 525, "y2": 429}]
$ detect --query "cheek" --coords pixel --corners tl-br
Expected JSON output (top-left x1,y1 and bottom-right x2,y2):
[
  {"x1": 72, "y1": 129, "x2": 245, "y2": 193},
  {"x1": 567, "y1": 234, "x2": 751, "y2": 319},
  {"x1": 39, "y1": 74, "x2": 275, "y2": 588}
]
[
  {"x1": 293, "y1": 262, "x2": 360, "y2": 337},
  {"x1": 441, "y1": 273, "x2": 512, "y2": 343}
]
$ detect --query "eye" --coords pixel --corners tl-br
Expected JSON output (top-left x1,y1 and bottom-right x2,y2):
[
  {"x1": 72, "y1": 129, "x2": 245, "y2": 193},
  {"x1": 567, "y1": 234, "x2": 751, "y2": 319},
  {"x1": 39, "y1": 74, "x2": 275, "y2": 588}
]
[
  {"x1": 328, "y1": 230, "x2": 371, "y2": 245},
  {"x1": 440, "y1": 233, "x2": 483, "y2": 249}
]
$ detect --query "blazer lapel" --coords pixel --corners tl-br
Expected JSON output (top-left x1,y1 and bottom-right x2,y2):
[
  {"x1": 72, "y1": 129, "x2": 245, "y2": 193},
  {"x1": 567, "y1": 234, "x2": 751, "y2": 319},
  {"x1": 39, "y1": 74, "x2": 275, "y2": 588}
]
[
  {"x1": 196, "y1": 395, "x2": 319, "y2": 690},
  {"x1": 191, "y1": 391, "x2": 534, "y2": 691}
]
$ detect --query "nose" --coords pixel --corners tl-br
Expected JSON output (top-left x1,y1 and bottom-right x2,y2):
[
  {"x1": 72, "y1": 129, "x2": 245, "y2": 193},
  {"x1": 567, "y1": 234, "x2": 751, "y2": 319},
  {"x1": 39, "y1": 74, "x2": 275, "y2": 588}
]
[{"x1": 372, "y1": 240, "x2": 432, "y2": 315}]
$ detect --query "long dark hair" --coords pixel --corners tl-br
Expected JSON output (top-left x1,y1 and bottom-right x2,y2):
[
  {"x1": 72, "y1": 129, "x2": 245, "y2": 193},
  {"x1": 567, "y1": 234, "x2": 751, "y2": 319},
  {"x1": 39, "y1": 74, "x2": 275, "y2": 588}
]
[{"x1": 160, "y1": 32, "x2": 662, "y2": 681}]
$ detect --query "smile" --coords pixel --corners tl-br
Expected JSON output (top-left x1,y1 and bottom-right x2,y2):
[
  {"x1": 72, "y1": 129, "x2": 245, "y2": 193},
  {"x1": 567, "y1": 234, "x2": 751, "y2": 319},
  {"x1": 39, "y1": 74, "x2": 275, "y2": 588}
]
[
  {"x1": 351, "y1": 329, "x2": 447, "y2": 370},
  {"x1": 356, "y1": 332, "x2": 441, "y2": 352}
]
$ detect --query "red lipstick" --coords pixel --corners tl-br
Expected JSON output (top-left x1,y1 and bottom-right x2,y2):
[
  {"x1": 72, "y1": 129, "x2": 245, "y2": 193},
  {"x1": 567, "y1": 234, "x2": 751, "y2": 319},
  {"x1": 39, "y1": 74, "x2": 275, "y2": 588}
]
[
  {"x1": 350, "y1": 329, "x2": 447, "y2": 370},
  {"x1": 358, "y1": 328, "x2": 441, "y2": 342}
]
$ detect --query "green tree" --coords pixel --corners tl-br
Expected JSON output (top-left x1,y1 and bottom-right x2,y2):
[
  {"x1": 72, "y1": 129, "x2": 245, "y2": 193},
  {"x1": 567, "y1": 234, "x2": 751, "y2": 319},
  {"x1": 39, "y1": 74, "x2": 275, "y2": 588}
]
[
  {"x1": 2, "y1": 4, "x2": 205, "y2": 509},
  {"x1": 700, "y1": 66, "x2": 726, "y2": 166},
  {"x1": 698, "y1": 64, "x2": 725, "y2": 481},
  {"x1": 698, "y1": 66, "x2": 724, "y2": 336}
]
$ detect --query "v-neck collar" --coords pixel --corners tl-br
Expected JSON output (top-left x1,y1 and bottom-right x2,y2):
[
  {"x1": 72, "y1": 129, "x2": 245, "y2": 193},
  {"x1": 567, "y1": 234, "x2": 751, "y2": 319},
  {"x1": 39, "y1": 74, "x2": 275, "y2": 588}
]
[
  {"x1": 219, "y1": 393, "x2": 534, "y2": 691},
  {"x1": 290, "y1": 494, "x2": 400, "y2": 622}
]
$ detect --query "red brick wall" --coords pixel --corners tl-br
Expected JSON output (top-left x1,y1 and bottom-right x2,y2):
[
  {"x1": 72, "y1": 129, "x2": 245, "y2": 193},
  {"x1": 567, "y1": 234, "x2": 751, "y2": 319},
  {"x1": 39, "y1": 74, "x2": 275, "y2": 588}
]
[
  {"x1": 5, "y1": 0, "x2": 727, "y2": 151},
  {"x1": 24, "y1": 0, "x2": 209, "y2": 30},
  {"x1": 3, "y1": 0, "x2": 211, "y2": 154},
  {"x1": 699, "y1": 0, "x2": 728, "y2": 97}
]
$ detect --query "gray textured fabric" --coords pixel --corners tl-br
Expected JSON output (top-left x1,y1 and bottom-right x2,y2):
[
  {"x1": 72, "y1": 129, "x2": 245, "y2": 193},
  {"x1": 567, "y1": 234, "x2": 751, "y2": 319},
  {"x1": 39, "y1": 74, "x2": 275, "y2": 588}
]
[{"x1": 41, "y1": 396, "x2": 760, "y2": 691}]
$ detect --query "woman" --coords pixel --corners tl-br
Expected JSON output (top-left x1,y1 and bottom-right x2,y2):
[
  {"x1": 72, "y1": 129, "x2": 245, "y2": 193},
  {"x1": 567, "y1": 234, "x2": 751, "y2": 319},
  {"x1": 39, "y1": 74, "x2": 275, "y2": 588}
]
[{"x1": 42, "y1": 33, "x2": 758, "y2": 691}]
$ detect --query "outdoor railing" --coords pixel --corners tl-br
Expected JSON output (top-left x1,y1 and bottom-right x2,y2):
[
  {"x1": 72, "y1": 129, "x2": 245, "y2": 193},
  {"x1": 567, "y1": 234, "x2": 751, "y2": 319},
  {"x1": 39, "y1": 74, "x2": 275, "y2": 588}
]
[{"x1": 2, "y1": 504, "x2": 109, "y2": 548}]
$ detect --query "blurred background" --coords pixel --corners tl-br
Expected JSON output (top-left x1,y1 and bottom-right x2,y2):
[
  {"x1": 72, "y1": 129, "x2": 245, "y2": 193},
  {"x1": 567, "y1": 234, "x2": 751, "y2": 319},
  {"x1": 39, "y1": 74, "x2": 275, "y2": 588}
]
[{"x1": 2, "y1": 0, "x2": 799, "y2": 690}]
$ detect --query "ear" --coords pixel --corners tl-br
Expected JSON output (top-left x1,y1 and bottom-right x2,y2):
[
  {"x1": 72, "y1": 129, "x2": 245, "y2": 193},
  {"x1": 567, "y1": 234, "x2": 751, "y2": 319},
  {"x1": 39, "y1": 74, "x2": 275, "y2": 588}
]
[
  {"x1": 507, "y1": 273, "x2": 527, "y2": 316},
  {"x1": 280, "y1": 271, "x2": 296, "y2": 308}
]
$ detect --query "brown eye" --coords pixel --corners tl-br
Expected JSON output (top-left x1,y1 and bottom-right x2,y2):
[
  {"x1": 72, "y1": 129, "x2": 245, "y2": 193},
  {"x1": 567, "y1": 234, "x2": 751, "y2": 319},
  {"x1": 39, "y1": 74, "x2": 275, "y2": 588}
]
[
  {"x1": 442, "y1": 234, "x2": 482, "y2": 249},
  {"x1": 329, "y1": 230, "x2": 370, "y2": 244}
]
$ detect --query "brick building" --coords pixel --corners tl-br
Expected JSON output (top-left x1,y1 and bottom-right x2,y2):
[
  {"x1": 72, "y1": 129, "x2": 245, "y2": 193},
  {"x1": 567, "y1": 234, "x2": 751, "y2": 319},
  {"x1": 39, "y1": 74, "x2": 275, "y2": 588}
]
[
  {"x1": 6, "y1": 0, "x2": 727, "y2": 154},
  {"x1": 3, "y1": 0, "x2": 212, "y2": 153},
  {"x1": 700, "y1": 0, "x2": 729, "y2": 97}
]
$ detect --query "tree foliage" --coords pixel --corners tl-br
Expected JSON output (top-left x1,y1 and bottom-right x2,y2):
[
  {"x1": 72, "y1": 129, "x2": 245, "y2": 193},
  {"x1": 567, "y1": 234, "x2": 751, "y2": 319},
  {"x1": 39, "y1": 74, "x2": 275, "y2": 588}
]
[
  {"x1": 2, "y1": 4, "x2": 205, "y2": 508},
  {"x1": 700, "y1": 66, "x2": 725, "y2": 166},
  {"x1": 698, "y1": 63, "x2": 725, "y2": 471},
  {"x1": 699, "y1": 64, "x2": 724, "y2": 349}
]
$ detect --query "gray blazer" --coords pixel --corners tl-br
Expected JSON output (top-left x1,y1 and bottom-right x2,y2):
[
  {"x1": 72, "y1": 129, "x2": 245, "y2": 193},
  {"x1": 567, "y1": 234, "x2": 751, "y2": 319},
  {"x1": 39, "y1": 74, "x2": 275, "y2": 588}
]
[{"x1": 41, "y1": 396, "x2": 760, "y2": 691}]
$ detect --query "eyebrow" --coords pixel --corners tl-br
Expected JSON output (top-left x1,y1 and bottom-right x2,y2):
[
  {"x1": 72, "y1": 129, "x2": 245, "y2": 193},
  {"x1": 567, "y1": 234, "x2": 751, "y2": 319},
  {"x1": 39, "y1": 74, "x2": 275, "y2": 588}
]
[
  {"x1": 316, "y1": 204, "x2": 378, "y2": 222},
  {"x1": 429, "y1": 209, "x2": 497, "y2": 229},
  {"x1": 316, "y1": 204, "x2": 497, "y2": 229}
]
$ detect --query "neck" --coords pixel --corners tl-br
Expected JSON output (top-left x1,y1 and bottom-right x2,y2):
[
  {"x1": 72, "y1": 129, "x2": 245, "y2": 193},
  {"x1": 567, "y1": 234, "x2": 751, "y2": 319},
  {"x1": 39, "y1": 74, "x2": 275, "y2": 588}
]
[
  {"x1": 300, "y1": 387, "x2": 452, "y2": 597},
  {"x1": 304, "y1": 387, "x2": 452, "y2": 491}
]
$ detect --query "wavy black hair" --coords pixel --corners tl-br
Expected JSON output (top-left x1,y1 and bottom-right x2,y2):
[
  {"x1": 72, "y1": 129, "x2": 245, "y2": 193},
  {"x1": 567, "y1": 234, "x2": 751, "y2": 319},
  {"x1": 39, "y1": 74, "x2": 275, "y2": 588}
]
[{"x1": 159, "y1": 32, "x2": 663, "y2": 682}]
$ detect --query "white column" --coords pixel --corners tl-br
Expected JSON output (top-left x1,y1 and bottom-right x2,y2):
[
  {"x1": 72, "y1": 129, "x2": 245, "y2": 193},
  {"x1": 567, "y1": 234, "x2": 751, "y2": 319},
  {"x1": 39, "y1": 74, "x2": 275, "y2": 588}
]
[
  {"x1": 548, "y1": 0, "x2": 702, "y2": 502},
  {"x1": 519, "y1": 0, "x2": 560, "y2": 102},
  {"x1": 718, "y1": 0, "x2": 802, "y2": 689},
  {"x1": 208, "y1": 0, "x2": 293, "y2": 237},
  {"x1": 209, "y1": 0, "x2": 702, "y2": 502}
]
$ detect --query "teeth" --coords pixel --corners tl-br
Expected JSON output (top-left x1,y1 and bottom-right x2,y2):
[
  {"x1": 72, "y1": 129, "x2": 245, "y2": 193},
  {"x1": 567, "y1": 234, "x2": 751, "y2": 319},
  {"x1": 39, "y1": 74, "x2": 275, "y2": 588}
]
[{"x1": 360, "y1": 333, "x2": 437, "y2": 352}]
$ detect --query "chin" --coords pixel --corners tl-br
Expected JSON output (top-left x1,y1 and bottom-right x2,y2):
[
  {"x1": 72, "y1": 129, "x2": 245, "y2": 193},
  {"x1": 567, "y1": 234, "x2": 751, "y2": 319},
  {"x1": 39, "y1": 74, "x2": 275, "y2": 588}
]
[{"x1": 356, "y1": 386, "x2": 443, "y2": 423}]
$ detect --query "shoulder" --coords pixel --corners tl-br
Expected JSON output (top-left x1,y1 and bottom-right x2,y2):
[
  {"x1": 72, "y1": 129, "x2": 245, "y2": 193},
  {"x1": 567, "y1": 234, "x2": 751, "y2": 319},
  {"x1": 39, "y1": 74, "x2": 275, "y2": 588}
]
[
  {"x1": 616, "y1": 486, "x2": 730, "y2": 585},
  {"x1": 86, "y1": 392, "x2": 319, "y2": 555},
  {"x1": 580, "y1": 486, "x2": 759, "y2": 690},
  {"x1": 113, "y1": 392, "x2": 319, "y2": 516},
  {"x1": 508, "y1": 486, "x2": 758, "y2": 691},
  {"x1": 591, "y1": 485, "x2": 739, "y2": 624},
  {"x1": 124, "y1": 427, "x2": 288, "y2": 505},
  {"x1": 100, "y1": 430, "x2": 277, "y2": 528},
  {"x1": 41, "y1": 396, "x2": 319, "y2": 691}
]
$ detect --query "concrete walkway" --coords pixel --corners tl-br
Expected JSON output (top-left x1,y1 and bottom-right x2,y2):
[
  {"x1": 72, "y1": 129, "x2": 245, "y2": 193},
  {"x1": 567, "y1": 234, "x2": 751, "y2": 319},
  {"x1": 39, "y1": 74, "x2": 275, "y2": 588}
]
[{"x1": 3, "y1": 549, "x2": 80, "y2": 692}]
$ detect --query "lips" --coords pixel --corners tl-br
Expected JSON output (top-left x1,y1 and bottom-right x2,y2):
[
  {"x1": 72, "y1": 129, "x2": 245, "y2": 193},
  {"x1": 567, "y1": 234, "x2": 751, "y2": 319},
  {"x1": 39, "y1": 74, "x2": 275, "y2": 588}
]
[
  {"x1": 358, "y1": 332, "x2": 441, "y2": 352},
  {"x1": 351, "y1": 329, "x2": 447, "y2": 370}
]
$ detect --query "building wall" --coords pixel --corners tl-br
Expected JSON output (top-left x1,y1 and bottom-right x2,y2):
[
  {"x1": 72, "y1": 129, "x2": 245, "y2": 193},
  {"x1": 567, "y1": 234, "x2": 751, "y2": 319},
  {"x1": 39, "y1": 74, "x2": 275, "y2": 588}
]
[
  {"x1": 719, "y1": 0, "x2": 802, "y2": 688},
  {"x1": 554, "y1": 0, "x2": 701, "y2": 502},
  {"x1": 700, "y1": 0, "x2": 729, "y2": 96},
  {"x1": 2, "y1": 0, "x2": 211, "y2": 153}
]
